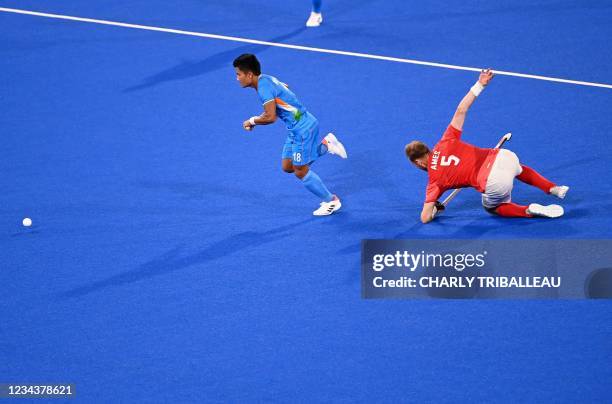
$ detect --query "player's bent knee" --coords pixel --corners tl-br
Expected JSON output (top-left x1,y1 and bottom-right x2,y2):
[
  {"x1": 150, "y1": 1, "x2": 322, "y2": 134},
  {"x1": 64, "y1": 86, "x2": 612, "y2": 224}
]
[
  {"x1": 293, "y1": 165, "x2": 309, "y2": 179},
  {"x1": 484, "y1": 205, "x2": 499, "y2": 215}
]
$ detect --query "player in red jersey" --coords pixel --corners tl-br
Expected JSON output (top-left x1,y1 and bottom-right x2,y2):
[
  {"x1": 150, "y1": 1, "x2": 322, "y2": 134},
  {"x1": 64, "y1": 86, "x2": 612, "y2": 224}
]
[{"x1": 405, "y1": 69, "x2": 569, "y2": 224}]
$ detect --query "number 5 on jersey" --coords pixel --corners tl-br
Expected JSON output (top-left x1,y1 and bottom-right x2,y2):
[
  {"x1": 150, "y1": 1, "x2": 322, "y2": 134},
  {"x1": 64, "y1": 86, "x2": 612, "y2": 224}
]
[{"x1": 441, "y1": 155, "x2": 460, "y2": 166}]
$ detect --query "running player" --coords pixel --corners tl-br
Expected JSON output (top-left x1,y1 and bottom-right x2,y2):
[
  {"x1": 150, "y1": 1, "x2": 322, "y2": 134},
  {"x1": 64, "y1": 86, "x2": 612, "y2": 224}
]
[
  {"x1": 233, "y1": 53, "x2": 347, "y2": 216},
  {"x1": 405, "y1": 69, "x2": 569, "y2": 223},
  {"x1": 306, "y1": 0, "x2": 323, "y2": 27}
]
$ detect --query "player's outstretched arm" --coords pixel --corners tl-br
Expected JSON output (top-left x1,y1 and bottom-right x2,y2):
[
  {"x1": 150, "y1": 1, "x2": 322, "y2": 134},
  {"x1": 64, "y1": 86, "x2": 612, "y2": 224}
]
[
  {"x1": 449, "y1": 68, "x2": 494, "y2": 131},
  {"x1": 243, "y1": 101, "x2": 277, "y2": 131}
]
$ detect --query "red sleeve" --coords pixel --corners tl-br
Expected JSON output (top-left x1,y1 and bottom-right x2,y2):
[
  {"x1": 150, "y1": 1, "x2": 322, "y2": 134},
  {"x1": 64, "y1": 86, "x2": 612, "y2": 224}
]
[
  {"x1": 441, "y1": 125, "x2": 462, "y2": 141},
  {"x1": 425, "y1": 181, "x2": 442, "y2": 203}
]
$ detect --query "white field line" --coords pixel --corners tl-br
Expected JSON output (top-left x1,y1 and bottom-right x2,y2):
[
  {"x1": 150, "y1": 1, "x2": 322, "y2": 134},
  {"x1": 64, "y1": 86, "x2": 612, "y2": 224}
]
[{"x1": 1, "y1": 6, "x2": 611, "y2": 90}]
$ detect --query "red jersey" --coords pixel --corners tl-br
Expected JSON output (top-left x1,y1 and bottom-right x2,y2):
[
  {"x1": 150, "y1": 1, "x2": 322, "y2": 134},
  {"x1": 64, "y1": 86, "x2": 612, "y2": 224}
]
[{"x1": 424, "y1": 125, "x2": 499, "y2": 203}]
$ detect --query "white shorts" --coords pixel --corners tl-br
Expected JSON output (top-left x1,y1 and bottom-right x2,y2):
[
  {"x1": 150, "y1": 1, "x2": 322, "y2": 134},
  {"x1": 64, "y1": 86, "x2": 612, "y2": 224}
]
[{"x1": 481, "y1": 149, "x2": 523, "y2": 208}]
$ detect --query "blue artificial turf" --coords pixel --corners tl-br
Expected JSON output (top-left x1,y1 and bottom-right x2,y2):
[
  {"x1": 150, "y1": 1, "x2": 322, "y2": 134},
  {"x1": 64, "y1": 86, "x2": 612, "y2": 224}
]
[{"x1": 1, "y1": 1, "x2": 611, "y2": 401}]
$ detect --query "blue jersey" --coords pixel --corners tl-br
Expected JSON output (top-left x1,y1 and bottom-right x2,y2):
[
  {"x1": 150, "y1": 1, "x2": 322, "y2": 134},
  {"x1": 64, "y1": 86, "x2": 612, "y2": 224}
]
[{"x1": 257, "y1": 74, "x2": 310, "y2": 129}]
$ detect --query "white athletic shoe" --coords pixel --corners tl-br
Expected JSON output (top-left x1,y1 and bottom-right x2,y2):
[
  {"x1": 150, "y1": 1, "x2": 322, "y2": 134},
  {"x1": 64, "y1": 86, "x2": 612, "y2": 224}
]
[
  {"x1": 550, "y1": 185, "x2": 569, "y2": 199},
  {"x1": 324, "y1": 133, "x2": 348, "y2": 159},
  {"x1": 306, "y1": 12, "x2": 323, "y2": 27},
  {"x1": 313, "y1": 195, "x2": 341, "y2": 216},
  {"x1": 526, "y1": 203, "x2": 564, "y2": 218}
]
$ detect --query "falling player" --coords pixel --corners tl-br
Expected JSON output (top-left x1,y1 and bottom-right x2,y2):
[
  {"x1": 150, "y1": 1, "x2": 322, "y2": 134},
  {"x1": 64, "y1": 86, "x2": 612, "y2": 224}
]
[
  {"x1": 405, "y1": 68, "x2": 569, "y2": 223},
  {"x1": 233, "y1": 53, "x2": 347, "y2": 216}
]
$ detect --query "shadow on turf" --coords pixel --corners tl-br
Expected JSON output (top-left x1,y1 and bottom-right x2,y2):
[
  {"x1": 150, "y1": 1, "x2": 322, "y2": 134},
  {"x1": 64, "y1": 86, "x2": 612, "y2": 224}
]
[
  {"x1": 335, "y1": 205, "x2": 586, "y2": 256},
  {"x1": 10, "y1": 229, "x2": 41, "y2": 237},
  {"x1": 59, "y1": 217, "x2": 315, "y2": 298},
  {"x1": 123, "y1": 27, "x2": 306, "y2": 92}
]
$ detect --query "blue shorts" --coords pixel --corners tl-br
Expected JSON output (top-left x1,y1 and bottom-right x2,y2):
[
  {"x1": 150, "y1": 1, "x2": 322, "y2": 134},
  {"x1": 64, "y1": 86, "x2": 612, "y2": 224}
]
[{"x1": 281, "y1": 113, "x2": 326, "y2": 166}]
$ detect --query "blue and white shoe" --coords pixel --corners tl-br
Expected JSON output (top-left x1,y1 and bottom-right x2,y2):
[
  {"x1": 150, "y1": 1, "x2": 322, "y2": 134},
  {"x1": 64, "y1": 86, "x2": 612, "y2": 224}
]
[
  {"x1": 306, "y1": 12, "x2": 323, "y2": 27},
  {"x1": 324, "y1": 133, "x2": 348, "y2": 159}
]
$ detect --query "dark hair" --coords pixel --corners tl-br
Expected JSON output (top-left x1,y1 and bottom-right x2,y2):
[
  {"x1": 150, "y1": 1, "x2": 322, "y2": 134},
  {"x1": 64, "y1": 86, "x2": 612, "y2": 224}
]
[
  {"x1": 233, "y1": 54, "x2": 261, "y2": 75},
  {"x1": 405, "y1": 141, "x2": 430, "y2": 161}
]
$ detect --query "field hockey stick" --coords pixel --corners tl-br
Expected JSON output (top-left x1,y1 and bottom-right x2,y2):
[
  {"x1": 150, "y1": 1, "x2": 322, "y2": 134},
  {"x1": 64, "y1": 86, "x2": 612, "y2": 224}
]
[{"x1": 440, "y1": 132, "x2": 512, "y2": 207}]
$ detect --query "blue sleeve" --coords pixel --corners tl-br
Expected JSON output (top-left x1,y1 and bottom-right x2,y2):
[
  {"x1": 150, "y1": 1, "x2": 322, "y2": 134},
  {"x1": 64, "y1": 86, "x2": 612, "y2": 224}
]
[{"x1": 257, "y1": 78, "x2": 276, "y2": 105}]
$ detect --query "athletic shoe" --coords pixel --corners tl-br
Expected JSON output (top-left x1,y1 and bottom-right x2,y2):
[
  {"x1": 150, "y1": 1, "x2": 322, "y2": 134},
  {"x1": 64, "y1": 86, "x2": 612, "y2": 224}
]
[
  {"x1": 306, "y1": 12, "x2": 323, "y2": 27},
  {"x1": 313, "y1": 195, "x2": 341, "y2": 216},
  {"x1": 526, "y1": 203, "x2": 564, "y2": 218},
  {"x1": 550, "y1": 185, "x2": 569, "y2": 199},
  {"x1": 324, "y1": 133, "x2": 348, "y2": 159}
]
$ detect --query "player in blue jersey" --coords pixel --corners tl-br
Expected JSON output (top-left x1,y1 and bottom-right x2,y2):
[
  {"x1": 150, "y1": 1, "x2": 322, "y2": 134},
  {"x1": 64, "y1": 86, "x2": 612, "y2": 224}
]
[{"x1": 233, "y1": 53, "x2": 347, "y2": 216}]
